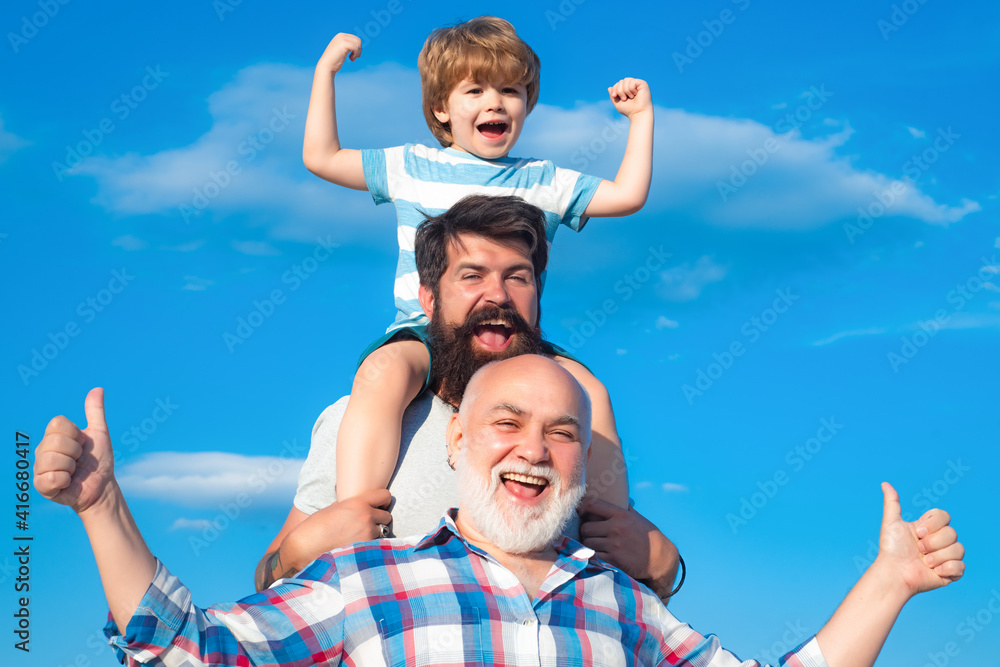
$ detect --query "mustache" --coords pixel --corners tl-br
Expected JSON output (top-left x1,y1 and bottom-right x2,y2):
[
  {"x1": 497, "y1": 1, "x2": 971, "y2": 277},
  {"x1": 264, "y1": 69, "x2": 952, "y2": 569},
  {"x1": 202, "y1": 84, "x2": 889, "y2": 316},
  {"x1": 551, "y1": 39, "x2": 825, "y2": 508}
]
[{"x1": 452, "y1": 304, "x2": 533, "y2": 338}]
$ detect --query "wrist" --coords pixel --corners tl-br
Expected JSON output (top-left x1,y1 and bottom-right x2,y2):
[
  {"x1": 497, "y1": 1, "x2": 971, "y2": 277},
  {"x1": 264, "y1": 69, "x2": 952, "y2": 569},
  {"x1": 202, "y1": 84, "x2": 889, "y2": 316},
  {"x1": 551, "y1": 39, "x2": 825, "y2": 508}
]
[
  {"x1": 77, "y1": 479, "x2": 125, "y2": 525},
  {"x1": 626, "y1": 108, "x2": 654, "y2": 125},
  {"x1": 647, "y1": 545, "x2": 683, "y2": 601},
  {"x1": 867, "y1": 556, "x2": 915, "y2": 606}
]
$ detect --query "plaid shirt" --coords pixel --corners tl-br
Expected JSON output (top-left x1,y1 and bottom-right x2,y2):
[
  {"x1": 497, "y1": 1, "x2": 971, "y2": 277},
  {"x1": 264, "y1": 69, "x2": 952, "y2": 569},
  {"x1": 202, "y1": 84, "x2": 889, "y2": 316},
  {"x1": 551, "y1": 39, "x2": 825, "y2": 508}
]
[{"x1": 106, "y1": 511, "x2": 827, "y2": 666}]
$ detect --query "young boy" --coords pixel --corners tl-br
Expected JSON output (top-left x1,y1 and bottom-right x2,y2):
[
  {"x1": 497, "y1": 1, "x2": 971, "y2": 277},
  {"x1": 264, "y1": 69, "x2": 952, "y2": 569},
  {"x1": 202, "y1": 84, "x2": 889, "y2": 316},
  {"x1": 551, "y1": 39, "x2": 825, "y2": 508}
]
[{"x1": 302, "y1": 16, "x2": 653, "y2": 518}]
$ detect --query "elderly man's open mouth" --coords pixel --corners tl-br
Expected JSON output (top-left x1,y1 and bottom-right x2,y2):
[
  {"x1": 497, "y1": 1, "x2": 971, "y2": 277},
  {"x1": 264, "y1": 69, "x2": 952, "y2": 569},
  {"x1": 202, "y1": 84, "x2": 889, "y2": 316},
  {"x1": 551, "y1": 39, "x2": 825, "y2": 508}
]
[{"x1": 499, "y1": 471, "x2": 550, "y2": 500}]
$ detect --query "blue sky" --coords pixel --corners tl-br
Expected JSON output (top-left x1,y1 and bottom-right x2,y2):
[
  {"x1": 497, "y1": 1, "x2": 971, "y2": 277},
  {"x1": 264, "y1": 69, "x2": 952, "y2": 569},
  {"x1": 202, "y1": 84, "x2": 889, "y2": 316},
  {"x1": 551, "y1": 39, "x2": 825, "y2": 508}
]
[{"x1": 2, "y1": 0, "x2": 998, "y2": 665}]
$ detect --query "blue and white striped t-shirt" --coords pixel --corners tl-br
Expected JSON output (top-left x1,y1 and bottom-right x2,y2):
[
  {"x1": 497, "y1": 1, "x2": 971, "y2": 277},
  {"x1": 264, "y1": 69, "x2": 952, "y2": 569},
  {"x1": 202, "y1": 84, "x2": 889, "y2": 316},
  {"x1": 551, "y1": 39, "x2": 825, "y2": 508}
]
[{"x1": 361, "y1": 143, "x2": 602, "y2": 331}]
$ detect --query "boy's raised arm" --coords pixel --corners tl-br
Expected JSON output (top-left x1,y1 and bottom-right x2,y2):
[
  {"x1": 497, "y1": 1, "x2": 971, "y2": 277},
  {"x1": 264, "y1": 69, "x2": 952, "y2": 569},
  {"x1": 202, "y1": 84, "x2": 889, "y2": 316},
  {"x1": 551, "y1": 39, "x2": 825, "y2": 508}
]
[
  {"x1": 33, "y1": 388, "x2": 157, "y2": 634},
  {"x1": 814, "y1": 482, "x2": 965, "y2": 667},
  {"x1": 584, "y1": 77, "x2": 654, "y2": 218},
  {"x1": 302, "y1": 33, "x2": 367, "y2": 190}
]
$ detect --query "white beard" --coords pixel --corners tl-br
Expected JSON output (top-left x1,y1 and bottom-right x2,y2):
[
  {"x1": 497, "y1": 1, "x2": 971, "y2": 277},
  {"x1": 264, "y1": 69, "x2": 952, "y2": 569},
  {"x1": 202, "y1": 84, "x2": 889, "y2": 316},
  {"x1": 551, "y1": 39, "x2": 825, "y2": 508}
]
[{"x1": 456, "y1": 450, "x2": 586, "y2": 554}]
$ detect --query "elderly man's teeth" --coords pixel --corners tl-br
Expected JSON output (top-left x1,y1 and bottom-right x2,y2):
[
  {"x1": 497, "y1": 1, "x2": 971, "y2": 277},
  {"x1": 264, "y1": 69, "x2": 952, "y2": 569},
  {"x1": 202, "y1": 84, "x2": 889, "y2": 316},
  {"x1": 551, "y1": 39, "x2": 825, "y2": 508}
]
[{"x1": 502, "y1": 472, "x2": 548, "y2": 486}]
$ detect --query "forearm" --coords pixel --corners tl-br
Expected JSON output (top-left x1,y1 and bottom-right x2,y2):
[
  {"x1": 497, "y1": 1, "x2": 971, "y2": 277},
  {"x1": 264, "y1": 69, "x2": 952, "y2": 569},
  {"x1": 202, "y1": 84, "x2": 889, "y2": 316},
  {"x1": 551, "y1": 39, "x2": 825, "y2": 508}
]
[
  {"x1": 612, "y1": 110, "x2": 654, "y2": 210},
  {"x1": 586, "y1": 110, "x2": 653, "y2": 217},
  {"x1": 78, "y1": 482, "x2": 156, "y2": 633},
  {"x1": 254, "y1": 542, "x2": 303, "y2": 592},
  {"x1": 815, "y1": 559, "x2": 912, "y2": 667},
  {"x1": 643, "y1": 540, "x2": 680, "y2": 605}
]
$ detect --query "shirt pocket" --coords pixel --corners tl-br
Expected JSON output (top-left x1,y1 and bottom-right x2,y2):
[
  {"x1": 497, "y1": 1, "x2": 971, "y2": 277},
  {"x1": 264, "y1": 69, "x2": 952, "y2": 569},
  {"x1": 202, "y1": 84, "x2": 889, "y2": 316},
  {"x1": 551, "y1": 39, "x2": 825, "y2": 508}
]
[{"x1": 378, "y1": 605, "x2": 484, "y2": 666}]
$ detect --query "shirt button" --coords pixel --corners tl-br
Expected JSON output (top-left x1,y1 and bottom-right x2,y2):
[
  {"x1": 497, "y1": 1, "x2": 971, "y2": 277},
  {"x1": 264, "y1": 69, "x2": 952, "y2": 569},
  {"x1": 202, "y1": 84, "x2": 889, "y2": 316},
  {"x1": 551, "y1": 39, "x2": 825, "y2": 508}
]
[{"x1": 522, "y1": 619, "x2": 535, "y2": 626}]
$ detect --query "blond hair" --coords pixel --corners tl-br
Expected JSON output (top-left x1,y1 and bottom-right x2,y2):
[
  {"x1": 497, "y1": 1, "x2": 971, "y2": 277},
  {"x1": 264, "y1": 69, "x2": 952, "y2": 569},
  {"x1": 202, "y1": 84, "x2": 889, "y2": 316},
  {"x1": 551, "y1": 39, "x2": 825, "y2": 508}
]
[{"x1": 418, "y1": 16, "x2": 540, "y2": 147}]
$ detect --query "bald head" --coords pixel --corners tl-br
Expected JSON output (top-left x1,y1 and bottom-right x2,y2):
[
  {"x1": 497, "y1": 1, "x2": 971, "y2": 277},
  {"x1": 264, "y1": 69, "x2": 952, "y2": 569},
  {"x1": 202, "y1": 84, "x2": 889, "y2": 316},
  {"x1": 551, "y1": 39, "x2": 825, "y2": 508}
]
[{"x1": 458, "y1": 355, "x2": 592, "y2": 449}]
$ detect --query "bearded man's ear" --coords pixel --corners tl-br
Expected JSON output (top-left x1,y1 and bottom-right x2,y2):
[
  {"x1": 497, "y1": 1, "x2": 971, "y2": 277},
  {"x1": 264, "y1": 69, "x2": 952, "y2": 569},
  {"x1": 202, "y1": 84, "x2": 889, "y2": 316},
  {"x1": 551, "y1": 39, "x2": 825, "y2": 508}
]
[{"x1": 418, "y1": 284, "x2": 435, "y2": 320}]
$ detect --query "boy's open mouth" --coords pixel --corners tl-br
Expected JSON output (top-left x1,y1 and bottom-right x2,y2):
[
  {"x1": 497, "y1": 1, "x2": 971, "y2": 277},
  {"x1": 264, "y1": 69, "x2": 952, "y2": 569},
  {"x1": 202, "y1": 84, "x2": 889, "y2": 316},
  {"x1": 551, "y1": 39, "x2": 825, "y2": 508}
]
[
  {"x1": 477, "y1": 121, "x2": 509, "y2": 139},
  {"x1": 473, "y1": 318, "x2": 514, "y2": 350},
  {"x1": 500, "y1": 471, "x2": 549, "y2": 499}
]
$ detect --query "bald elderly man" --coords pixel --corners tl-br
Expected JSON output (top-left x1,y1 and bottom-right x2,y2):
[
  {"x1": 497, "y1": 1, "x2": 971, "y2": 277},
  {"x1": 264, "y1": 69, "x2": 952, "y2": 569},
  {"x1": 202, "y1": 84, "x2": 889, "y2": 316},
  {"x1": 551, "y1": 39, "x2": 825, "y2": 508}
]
[{"x1": 35, "y1": 356, "x2": 964, "y2": 666}]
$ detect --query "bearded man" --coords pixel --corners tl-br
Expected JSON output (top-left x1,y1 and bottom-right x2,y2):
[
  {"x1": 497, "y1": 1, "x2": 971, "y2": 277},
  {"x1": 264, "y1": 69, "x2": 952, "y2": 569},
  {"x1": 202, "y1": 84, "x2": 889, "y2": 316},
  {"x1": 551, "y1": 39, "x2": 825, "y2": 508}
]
[
  {"x1": 34, "y1": 355, "x2": 965, "y2": 666},
  {"x1": 254, "y1": 195, "x2": 680, "y2": 600}
]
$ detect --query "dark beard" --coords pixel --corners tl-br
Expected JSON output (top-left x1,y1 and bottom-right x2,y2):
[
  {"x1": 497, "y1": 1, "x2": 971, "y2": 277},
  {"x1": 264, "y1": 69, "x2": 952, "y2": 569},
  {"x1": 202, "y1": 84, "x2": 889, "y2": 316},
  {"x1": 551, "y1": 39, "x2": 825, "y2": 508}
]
[{"x1": 428, "y1": 304, "x2": 545, "y2": 407}]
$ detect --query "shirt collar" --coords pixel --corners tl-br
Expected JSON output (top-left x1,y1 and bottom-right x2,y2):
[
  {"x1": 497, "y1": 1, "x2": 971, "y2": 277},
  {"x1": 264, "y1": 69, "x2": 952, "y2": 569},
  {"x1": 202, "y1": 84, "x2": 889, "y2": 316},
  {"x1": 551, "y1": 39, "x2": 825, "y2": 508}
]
[
  {"x1": 416, "y1": 509, "x2": 602, "y2": 565},
  {"x1": 442, "y1": 146, "x2": 517, "y2": 165}
]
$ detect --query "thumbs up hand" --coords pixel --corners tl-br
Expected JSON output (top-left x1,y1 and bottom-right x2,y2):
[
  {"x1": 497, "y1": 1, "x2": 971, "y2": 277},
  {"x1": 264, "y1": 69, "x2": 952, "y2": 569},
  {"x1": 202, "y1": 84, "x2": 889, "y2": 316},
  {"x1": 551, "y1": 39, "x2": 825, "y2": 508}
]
[
  {"x1": 876, "y1": 482, "x2": 965, "y2": 597},
  {"x1": 34, "y1": 388, "x2": 118, "y2": 516}
]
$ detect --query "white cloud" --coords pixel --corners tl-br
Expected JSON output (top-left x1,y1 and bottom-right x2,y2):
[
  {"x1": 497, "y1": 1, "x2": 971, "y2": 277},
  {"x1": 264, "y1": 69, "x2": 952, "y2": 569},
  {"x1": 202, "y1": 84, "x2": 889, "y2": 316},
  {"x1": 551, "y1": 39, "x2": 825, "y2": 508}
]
[
  {"x1": 925, "y1": 312, "x2": 1000, "y2": 331},
  {"x1": 0, "y1": 116, "x2": 29, "y2": 163},
  {"x1": 811, "y1": 327, "x2": 887, "y2": 346},
  {"x1": 907, "y1": 126, "x2": 926, "y2": 139},
  {"x1": 182, "y1": 276, "x2": 213, "y2": 291},
  {"x1": 232, "y1": 240, "x2": 281, "y2": 256},
  {"x1": 72, "y1": 63, "x2": 979, "y2": 240},
  {"x1": 112, "y1": 234, "x2": 148, "y2": 251},
  {"x1": 163, "y1": 240, "x2": 206, "y2": 252},
  {"x1": 655, "y1": 316, "x2": 679, "y2": 329},
  {"x1": 170, "y1": 518, "x2": 214, "y2": 531},
  {"x1": 118, "y1": 451, "x2": 303, "y2": 507},
  {"x1": 524, "y1": 105, "x2": 979, "y2": 230},
  {"x1": 73, "y1": 62, "x2": 423, "y2": 242},
  {"x1": 656, "y1": 256, "x2": 727, "y2": 302},
  {"x1": 661, "y1": 482, "x2": 689, "y2": 493}
]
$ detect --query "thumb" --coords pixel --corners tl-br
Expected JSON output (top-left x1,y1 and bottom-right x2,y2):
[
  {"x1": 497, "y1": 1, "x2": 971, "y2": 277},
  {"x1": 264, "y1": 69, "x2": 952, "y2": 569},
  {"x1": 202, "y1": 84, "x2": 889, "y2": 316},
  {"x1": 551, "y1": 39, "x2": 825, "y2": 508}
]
[
  {"x1": 84, "y1": 387, "x2": 108, "y2": 433},
  {"x1": 358, "y1": 487, "x2": 392, "y2": 509},
  {"x1": 880, "y1": 481, "x2": 901, "y2": 529}
]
